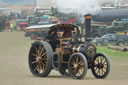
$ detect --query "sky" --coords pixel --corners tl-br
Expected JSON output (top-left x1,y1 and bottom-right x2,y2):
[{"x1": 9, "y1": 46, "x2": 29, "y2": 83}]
[
  {"x1": 0, "y1": 0, "x2": 36, "y2": 5},
  {"x1": 0, "y1": 0, "x2": 128, "y2": 6}
]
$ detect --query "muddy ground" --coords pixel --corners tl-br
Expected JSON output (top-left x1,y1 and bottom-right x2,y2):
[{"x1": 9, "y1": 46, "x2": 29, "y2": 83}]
[{"x1": 0, "y1": 32, "x2": 128, "y2": 85}]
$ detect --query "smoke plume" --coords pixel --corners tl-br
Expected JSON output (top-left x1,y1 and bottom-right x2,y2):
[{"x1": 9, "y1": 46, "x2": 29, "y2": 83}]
[{"x1": 53, "y1": 0, "x2": 101, "y2": 15}]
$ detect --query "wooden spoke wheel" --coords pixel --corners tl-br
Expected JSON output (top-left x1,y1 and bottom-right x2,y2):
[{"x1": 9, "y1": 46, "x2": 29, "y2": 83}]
[
  {"x1": 68, "y1": 53, "x2": 88, "y2": 79},
  {"x1": 29, "y1": 41, "x2": 53, "y2": 77},
  {"x1": 91, "y1": 53, "x2": 110, "y2": 79}
]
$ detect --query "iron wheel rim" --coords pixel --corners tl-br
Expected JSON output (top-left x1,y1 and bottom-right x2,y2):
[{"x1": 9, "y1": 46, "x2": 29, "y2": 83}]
[
  {"x1": 91, "y1": 53, "x2": 110, "y2": 78},
  {"x1": 29, "y1": 42, "x2": 47, "y2": 75}
]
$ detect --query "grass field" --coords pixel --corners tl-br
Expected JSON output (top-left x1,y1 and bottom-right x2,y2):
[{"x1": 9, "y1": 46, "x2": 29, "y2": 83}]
[
  {"x1": 97, "y1": 46, "x2": 128, "y2": 62},
  {"x1": 0, "y1": 31, "x2": 128, "y2": 85},
  {"x1": 97, "y1": 46, "x2": 128, "y2": 57}
]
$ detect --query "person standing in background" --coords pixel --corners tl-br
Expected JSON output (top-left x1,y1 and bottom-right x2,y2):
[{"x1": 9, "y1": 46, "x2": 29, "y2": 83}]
[
  {"x1": 13, "y1": 21, "x2": 16, "y2": 30},
  {"x1": 5, "y1": 21, "x2": 10, "y2": 30},
  {"x1": 10, "y1": 22, "x2": 14, "y2": 32}
]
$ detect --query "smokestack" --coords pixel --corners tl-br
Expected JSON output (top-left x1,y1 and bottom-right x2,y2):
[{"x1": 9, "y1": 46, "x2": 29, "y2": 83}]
[{"x1": 84, "y1": 14, "x2": 92, "y2": 41}]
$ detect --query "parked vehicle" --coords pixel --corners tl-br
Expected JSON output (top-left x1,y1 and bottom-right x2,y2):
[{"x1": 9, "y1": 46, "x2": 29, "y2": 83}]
[
  {"x1": 18, "y1": 23, "x2": 29, "y2": 31},
  {"x1": 93, "y1": 34, "x2": 128, "y2": 46},
  {"x1": 106, "y1": 20, "x2": 128, "y2": 34},
  {"x1": 16, "y1": 19, "x2": 29, "y2": 31}
]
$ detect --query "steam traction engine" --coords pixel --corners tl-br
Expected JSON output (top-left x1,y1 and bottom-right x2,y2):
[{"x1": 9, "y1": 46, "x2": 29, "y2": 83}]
[{"x1": 28, "y1": 15, "x2": 110, "y2": 79}]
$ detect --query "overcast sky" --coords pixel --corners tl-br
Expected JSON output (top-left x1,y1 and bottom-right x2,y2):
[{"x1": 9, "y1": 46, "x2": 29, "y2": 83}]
[
  {"x1": 0, "y1": 0, "x2": 128, "y2": 6},
  {"x1": 0, "y1": 0, "x2": 35, "y2": 5}
]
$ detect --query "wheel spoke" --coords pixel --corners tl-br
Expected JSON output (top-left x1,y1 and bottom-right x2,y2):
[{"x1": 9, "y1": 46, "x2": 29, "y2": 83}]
[
  {"x1": 99, "y1": 69, "x2": 101, "y2": 76},
  {"x1": 100, "y1": 56, "x2": 103, "y2": 63},
  {"x1": 80, "y1": 68, "x2": 83, "y2": 73},
  {"x1": 35, "y1": 46, "x2": 38, "y2": 52},
  {"x1": 100, "y1": 56, "x2": 104, "y2": 63},
  {"x1": 79, "y1": 57, "x2": 82, "y2": 63},
  {"x1": 80, "y1": 68, "x2": 84, "y2": 74},
  {"x1": 94, "y1": 67, "x2": 98, "y2": 71},
  {"x1": 78, "y1": 60, "x2": 83, "y2": 65},
  {"x1": 77, "y1": 70, "x2": 81, "y2": 76},
  {"x1": 94, "y1": 60, "x2": 98, "y2": 64},
  {"x1": 97, "y1": 68, "x2": 100, "y2": 75},
  {"x1": 73, "y1": 56, "x2": 77, "y2": 63},
  {"x1": 80, "y1": 63, "x2": 84, "y2": 68},
  {"x1": 104, "y1": 63, "x2": 107, "y2": 66},
  {"x1": 38, "y1": 64, "x2": 42, "y2": 73},
  {"x1": 102, "y1": 60, "x2": 106, "y2": 65},
  {"x1": 76, "y1": 56, "x2": 79, "y2": 64},
  {"x1": 38, "y1": 63, "x2": 45, "y2": 73},
  {"x1": 101, "y1": 68, "x2": 105, "y2": 75},
  {"x1": 32, "y1": 53, "x2": 38, "y2": 57},
  {"x1": 34, "y1": 64, "x2": 39, "y2": 71},
  {"x1": 42, "y1": 65, "x2": 44, "y2": 72},
  {"x1": 98, "y1": 56, "x2": 101, "y2": 63},
  {"x1": 103, "y1": 68, "x2": 107, "y2": 72},
  {"x1": 73, "y1": 68, "x2": 76, "y2": 74},
  {"x1": 96, "y1": 58, "x2": 99, "y2": 63},
  {"x1": 42, "y1": 62, "x2": 46, "y2": 68},
  {"x1": 41, "y1": 63, "x2": 45, "y2": 72},
  {"x1": 72, "y1": 58, "x2": 76, "y2": 64},
  {"x1": 39, "y1": 46, "x2": 45, "y2": 56},
  {"x1": 41, "y1": 52, "x2": 47, "y2": 57},
  {"x1": 35, "y1": 46, "x2": 39, "y2": 56},
  {"x1": 72, "y1": 65, "x2": 75, "y2": 68},
  {"x1": 72, "y1": 59, "x2": 75, "y2": 65},
  {"x1": 32, "y1": 61, "x2": 38, "y2": 64},
  {"x1": 103, "y1": 66, "x2": 107, "y2": 69},
  {"x1": 102, "y1": 58, "x2": 106, "y2": 64},
  {"x1": 38, "y1": 45, "x2": 41, "y2": 56},
  {"x1": 39, "y1": 45, "x2": 42, "y2": 51}
]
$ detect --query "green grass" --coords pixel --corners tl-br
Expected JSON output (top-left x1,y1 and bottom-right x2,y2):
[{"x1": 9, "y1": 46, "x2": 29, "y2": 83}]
[{"x1": 97, "y1": 46, "x2": 128, "y2": 61}]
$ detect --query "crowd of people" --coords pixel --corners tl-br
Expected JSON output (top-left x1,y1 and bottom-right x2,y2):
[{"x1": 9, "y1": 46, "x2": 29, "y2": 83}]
[{"x1": 0, "y1": 12, "x2": 27, "y2": 32}]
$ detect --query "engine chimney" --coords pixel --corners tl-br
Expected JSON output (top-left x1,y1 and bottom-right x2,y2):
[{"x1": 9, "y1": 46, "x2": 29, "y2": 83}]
[{"x1": 84, "y1": 14, "x2": 92, "y2": 41}]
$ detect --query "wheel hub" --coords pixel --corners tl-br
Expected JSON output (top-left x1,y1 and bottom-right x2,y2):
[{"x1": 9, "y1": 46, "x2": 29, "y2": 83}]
[
  {"x1": 97, "y1": 63, "x2": 104, "y2": 69},
  {"x1": 36, "y1": 56, "x2": 42, "y2": 63},
  {"x1": 74, "y1": 64, "x2": 78, "y2": 69}
]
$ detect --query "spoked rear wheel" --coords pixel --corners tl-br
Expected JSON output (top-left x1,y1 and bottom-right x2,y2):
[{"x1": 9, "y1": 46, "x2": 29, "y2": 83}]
[
  {"x1": 91, "y1": 53, "x2": 110, "y2": 79},
  {"x1": 29, "y1": 41, "x2": 53, "y2": 77},
  {"x1": 68, "y1": 53, "x2": 88, "y2": 79}
]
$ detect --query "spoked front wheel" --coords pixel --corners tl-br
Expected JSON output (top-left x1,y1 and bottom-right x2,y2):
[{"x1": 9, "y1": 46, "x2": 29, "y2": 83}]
[
  {"x1": 68, "y1": 53, "x2": 88, "y2": 79},
  {"x1": 29, "y1": 41, "x2": 53, "y2": 77},
  {"x1": 91, "y1": 53, "x2": 110, "y2": 79}
]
